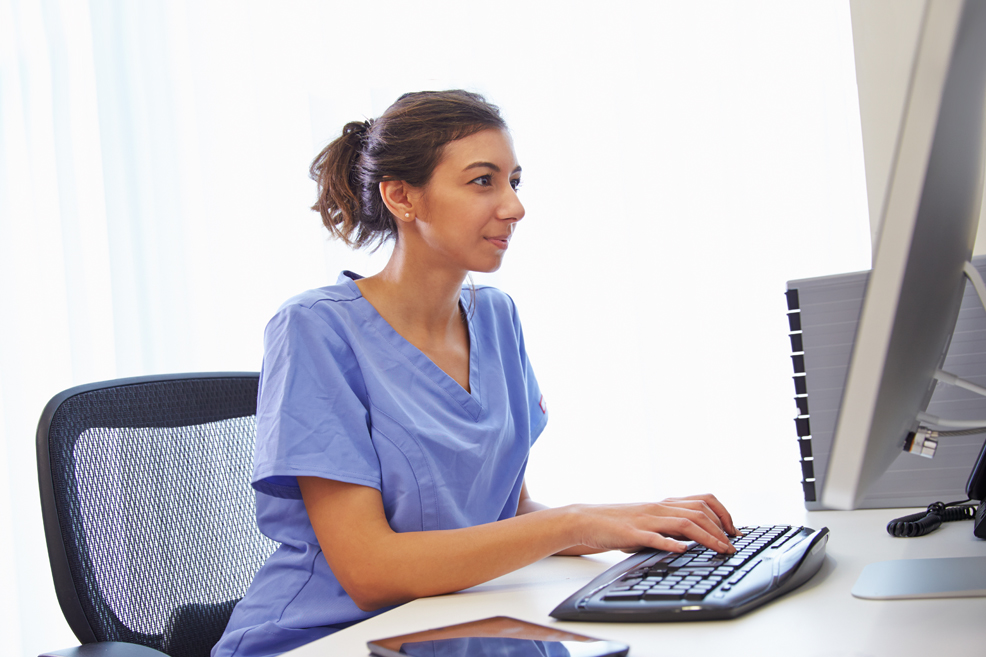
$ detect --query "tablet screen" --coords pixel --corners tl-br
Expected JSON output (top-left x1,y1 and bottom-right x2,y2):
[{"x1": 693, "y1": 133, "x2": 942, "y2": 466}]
[{"x1": 367, "y1": 617, "x2": 628, "y2": 657}]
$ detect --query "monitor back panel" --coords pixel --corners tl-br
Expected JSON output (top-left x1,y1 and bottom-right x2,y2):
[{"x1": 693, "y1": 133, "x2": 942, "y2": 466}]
[{"x1": 788, "y1": 255, "x2": 986, "y2": 510}]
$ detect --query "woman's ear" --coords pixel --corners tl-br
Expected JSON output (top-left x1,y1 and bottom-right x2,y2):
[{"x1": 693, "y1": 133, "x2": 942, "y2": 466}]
[{"x1": 379, "y1": 180, "x2": 417, "y2": 223}]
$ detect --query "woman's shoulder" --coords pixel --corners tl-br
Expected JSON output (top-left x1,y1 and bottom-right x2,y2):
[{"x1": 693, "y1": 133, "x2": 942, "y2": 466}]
[
  {"x1": 470, "y1": 284, "x2": 525, "y2": 335},
  {"x1": 272, "y1": 273, "x2": 364, "y2": 319},
  {"x1": 279, "y1": 274, "x2": 361, "y2": 311},
  {"x1": 276, "y1": 287, "x2": 352, "y2": 313},
  {"x1": 265, "y1": 276, "x2": 366, "y2": 345},
  {"x1": 470, "y1": 283, "x2": 517, "y2": 314}
]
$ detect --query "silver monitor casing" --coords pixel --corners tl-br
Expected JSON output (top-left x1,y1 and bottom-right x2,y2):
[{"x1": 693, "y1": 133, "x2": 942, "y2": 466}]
[{"x1": 822, "y1": 0, "x2": 986, "y2": 510}]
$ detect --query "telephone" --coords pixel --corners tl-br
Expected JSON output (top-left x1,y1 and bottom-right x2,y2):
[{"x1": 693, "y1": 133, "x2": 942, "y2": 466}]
[
  {"x1": 886, "y1": 439, "x2": 986, "y2": 538},
  {"x1": 968, "y1": 440, "x2": 986, "y2": 538}
]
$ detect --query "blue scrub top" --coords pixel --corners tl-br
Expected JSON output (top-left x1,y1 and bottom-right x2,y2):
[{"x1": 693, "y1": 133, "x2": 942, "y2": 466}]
[{"x1": 212, "y1": 272, "x2": 547, "y2": 657}]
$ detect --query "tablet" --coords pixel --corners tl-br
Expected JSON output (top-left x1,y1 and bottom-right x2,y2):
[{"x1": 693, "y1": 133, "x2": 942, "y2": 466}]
[{"x1": 367, "y1": 616, "x2": 629, "y2": 657}]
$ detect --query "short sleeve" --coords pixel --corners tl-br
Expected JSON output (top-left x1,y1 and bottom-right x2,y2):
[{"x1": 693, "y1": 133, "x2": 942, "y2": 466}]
[{"x1": 252, "y1": 302, "x2": 381, "y2": 499}]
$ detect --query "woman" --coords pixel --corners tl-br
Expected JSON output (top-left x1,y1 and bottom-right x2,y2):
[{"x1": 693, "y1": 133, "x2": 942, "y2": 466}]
[{"x1": 212, "y1": 90, "x2": 738, "y2": 657}]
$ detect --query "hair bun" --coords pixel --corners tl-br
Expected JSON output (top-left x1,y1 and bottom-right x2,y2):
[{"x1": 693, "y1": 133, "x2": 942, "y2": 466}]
[{"x1": 345, "y1": 119, "x2": 373, "y2": 141}]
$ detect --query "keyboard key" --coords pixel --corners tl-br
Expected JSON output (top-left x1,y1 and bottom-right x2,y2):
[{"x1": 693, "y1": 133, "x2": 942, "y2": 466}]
[
  {"x1": 644, "y1": 591, "x2": 686, "y2": 601},
  {"x1": 770, "y1": 528, "x2": 802, "y2": 549},
  {"x1": 603, "y1": 592, "x2": 642, "y2": 601}
]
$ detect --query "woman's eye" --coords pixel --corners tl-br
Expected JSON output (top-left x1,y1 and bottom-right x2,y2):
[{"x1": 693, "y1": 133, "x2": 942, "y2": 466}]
[
  {"x1": 471, "y1": 174, "x2": 492, "y2": 186},
  {"x1": 510, "y1": 178, "x2": 522, "y2": 191}
]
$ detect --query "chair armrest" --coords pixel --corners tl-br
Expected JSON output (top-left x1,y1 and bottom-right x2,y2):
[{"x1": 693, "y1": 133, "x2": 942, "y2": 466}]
[{"x1": 40, "y1": 642, "x2": 170, "y2": 657}]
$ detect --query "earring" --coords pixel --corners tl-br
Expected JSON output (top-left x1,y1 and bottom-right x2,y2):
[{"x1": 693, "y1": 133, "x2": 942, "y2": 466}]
[{"x1": 404, "y1": 213, "x2": 410, "y2": 218}]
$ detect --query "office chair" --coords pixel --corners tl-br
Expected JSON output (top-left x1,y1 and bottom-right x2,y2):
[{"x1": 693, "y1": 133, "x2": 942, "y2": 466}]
[{"x1": 36, "y1": 373, "x2": 278, "y2": 657}]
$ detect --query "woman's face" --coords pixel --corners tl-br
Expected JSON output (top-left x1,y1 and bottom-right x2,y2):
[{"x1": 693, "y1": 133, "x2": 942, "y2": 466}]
[{"x1": 408, "y1": 128, "x2": 525, "y2": 274}]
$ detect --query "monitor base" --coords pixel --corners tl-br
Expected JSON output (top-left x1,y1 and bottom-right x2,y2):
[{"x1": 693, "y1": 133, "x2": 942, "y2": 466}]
[{"x1": 852, "y1": 556, "x2": 986, "y2": 599}]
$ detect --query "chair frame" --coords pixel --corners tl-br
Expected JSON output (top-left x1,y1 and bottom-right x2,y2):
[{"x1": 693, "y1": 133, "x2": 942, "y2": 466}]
[{"x1": 36, "y1": 372, "x2": 261, "y2": 656}]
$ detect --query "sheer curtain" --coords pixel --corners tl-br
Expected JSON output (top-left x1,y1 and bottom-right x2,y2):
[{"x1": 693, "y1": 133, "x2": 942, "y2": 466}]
[
  {"x1": 2, "y1": 1, "x2": 115, "y2": 653},
  {"x1": 1, "y1": 1, "x2": 870, "y2": 655},
  {"x1": 2, "y1": 2, "x2": 342, "y2": 652}
]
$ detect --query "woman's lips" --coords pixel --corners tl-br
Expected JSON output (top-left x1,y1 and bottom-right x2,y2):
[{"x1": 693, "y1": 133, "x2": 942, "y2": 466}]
[{"x1": 486, "y1": 236, "x2": 509, "y2": 250}]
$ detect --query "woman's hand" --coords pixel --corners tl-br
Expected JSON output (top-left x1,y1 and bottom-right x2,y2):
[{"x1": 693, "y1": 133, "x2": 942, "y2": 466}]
[
  {"x1": 566, "y1": 493, "x2": 740, "y2": 555},
  {"x1": 300, "y1": 477, "x2": 740, "y2": 610}
]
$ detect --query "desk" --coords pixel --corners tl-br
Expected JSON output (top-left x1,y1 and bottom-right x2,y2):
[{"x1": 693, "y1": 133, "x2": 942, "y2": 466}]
[{"x1": 285, "y1": 509, "x2": 985, "y2": 657}]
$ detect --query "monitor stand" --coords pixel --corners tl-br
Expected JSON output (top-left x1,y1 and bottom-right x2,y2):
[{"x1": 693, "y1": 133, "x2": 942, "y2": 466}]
[{"x1": 852, "y1": 556, "x2": 986, "y2": 599}]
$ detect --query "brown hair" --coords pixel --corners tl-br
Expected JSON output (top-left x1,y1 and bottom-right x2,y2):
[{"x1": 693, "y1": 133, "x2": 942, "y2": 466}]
[{"x1": 309, "y1": 90, "x2": 507, "y2": 249}]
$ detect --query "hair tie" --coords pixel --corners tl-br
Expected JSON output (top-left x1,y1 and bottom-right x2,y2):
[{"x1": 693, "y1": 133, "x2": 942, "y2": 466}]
[{"x1": 345, "y1": 119, "x2": 373, "y2": 142}]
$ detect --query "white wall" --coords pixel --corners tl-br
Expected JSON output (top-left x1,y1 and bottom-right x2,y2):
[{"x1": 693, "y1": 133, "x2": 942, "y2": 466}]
[
  {"x1": 301, "y1": 0, "x2": 872, "y2": 511},
  {"x1": 1, "y1": 2, "x2": 872, "y2": 655}
]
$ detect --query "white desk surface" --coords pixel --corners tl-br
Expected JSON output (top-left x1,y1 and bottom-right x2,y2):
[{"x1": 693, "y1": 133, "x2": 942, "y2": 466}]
[{"x1": 285, "y1": 508, "x2": 986, "y2": 657}]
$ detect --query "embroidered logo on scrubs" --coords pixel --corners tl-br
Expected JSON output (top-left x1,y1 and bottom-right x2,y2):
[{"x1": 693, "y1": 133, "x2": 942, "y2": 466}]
[{"x1": 539, "y1": 394, "x2": 547, "y2": 414}]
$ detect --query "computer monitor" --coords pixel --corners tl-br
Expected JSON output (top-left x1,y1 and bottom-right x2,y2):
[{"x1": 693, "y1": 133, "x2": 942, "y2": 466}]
[{"x1": 821, "y1": 0, "x2": 986, "y2": 511}]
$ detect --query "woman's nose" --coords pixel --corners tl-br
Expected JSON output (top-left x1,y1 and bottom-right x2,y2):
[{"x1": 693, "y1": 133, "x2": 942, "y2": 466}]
[{"x1": 501, "y1": 188, "x2": 525, "y2": 222}]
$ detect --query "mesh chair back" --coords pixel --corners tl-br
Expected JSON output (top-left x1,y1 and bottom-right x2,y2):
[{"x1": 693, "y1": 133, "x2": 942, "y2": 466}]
[{"x1": 37, "y1": 374, "x2": 278, "y2": 657}]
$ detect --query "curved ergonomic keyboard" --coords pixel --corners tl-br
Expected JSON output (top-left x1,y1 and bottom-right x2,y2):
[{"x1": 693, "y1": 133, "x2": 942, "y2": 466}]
[{"x1": 551, "y1": 524, "x2": 829, "y2": 622}]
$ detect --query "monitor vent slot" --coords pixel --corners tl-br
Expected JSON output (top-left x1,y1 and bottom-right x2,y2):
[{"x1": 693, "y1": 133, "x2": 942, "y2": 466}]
[{"x1": 787, "y1": 287, "x2": 815, "y2": 502}]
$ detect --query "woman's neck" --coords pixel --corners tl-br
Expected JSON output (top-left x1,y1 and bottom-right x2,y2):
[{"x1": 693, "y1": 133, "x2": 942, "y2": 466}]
[{"x1": 355, "y1": 244, "x2": 467, "y2": 339}]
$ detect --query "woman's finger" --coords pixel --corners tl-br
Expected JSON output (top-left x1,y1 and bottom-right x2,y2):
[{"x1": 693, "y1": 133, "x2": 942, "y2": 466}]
[
  {"x1": 659, "y1": 499, "x2": 723, "y2": 531},
  {"x1": 648, "y1": 502, "x2": 733, "y2": 548},
  {"x1": 666, "y1": 494, "x2": 740, "y2": 536},
  {"x1": 631, "y1": 530, "x2": 690, "y2": 554},
  {"x1": 643, "y1": 511, "x2": 735, "y2": 554}
]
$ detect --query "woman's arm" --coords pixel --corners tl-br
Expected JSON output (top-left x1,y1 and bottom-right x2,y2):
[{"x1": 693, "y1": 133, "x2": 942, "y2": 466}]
[
  {"x1": 515, "y1": 480, "x2": 739, "y2": 556},
  {"x1": 299, "y1": 476, "x2": 739, "y2": 612},
  {"x1": 515, "y1": 481, "x2": 602, "y2": 556}
]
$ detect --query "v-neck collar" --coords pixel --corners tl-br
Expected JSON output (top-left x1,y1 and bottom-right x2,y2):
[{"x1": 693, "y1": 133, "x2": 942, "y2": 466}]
[{"x1": 340, "y1": 272, "x2": 483, "y2": 420}]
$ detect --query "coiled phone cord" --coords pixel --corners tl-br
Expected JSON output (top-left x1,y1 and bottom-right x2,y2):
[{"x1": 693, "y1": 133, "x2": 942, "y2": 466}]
[{"x1": 887, "y1": 500, "x2": 977, "y2": 537}]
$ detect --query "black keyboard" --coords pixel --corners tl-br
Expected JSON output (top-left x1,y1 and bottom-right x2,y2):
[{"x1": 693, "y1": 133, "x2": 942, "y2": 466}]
[{"x1": 550, "y1": 524, "x2": 829, "y2": 622}]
